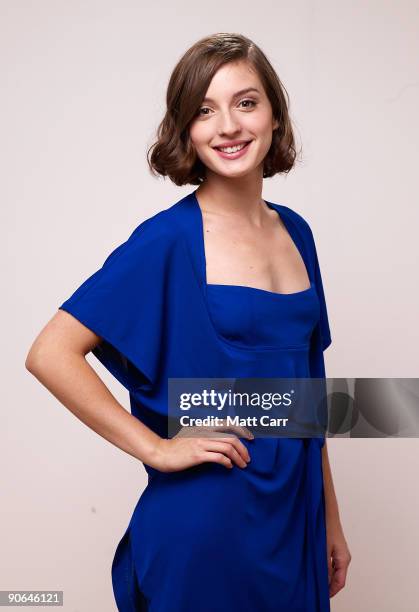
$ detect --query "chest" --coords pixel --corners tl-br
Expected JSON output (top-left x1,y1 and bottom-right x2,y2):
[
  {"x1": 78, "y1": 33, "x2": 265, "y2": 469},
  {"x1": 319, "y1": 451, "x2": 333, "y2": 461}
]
[{"x1": 202, "y1": 212, "x2": 311, "y2": 294}]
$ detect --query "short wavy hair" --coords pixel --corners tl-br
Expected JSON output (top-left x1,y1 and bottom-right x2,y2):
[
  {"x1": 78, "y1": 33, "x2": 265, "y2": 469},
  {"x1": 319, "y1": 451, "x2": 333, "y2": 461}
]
[{"x1": 147, "y1": 33, "x2": 299, "y2": 186}]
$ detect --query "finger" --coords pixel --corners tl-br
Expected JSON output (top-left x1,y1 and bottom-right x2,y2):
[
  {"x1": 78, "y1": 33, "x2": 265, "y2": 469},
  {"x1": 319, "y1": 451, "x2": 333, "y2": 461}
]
[
  {"x1": 232, "y1": 425, "x2": 255, "y2": 439},
  {"x1": 200, "y1": 450, "x2": 233, "y2": 469},
  {"x1": 229, "y1": 436, "x2": 251, "y2": 463},
  {"x1": 210, "y1": 436, "x2": 251, "y2": 463},
  {"x1": 211, "y1": 424, "x2": 254, "y2": 440},
  {"x1": 328, "y1": 555, "x2": 334, "y2": 593},
  {"x1": 204, "y1": 441, "x2": 248, "y2": 468},
  {"x1": 329, "y1": 568, "x2": 346, "y2": 597}
]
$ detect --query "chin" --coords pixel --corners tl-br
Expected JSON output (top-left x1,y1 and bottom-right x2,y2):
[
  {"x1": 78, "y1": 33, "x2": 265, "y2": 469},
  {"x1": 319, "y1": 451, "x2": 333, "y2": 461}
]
[
  {"x1": 216, "y1": 168, "x2": 256, "y2": 179},
  {"x1": 209, "y1": 161, "x2": 259, "y2": 178}
]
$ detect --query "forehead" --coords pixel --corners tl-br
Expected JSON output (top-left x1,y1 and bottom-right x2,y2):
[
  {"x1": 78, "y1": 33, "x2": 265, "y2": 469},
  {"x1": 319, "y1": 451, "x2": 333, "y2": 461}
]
[{"x1": 202, "y1": 61, "x2": 265, "y2": 101}]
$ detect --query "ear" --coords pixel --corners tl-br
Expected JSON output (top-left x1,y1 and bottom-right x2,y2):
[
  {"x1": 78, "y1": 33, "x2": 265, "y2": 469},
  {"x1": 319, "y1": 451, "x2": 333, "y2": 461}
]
[{"x1": 272, "y1": 117, "x2": 280, "y2": 131}]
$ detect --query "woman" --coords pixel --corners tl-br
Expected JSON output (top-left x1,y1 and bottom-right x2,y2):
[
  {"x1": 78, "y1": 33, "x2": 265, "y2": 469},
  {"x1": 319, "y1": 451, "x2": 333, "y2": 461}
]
[{"x1": 26, "y1": 33, "x2": 351, "y2": 611}]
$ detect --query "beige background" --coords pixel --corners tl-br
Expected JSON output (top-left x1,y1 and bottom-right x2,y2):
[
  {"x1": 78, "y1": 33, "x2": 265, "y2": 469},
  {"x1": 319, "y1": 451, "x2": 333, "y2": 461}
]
[{"x1": 2, "y1": 1, "x2": 419, "y2": 610}]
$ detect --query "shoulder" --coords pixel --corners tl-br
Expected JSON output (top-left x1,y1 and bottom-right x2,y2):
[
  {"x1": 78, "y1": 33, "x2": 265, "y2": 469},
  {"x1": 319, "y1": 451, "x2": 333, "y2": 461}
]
[
  {"x1": 127, "y1": 193, "x2": 191, "y2": 244},
  {"x1": 269, "y1": 200, "x2": 315, "y2": 240},
  {"x1": 101, "y1": 193, "x2": 191, "y2": 269},
  {"x1": 126, "y1": 192, "x2": 189, "y2": 247}
]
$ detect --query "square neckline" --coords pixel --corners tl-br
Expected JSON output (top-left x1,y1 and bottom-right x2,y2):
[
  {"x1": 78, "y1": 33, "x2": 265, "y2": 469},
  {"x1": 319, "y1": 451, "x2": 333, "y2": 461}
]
[
  {"x1": 192, "y1": 189, "x2": 314, "y2": 298},
  {"x1": 206, "y1": 282, "x2": 314, "y2": 298}
]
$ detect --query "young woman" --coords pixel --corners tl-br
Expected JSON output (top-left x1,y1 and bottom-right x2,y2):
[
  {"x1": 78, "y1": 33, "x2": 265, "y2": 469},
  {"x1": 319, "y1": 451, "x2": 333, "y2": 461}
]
[{"x1": 26, "y1": 33, "x2": 351, "y2": 611}]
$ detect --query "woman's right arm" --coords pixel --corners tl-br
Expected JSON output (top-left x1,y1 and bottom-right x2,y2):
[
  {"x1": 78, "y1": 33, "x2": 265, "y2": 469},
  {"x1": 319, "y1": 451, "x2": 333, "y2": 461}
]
[
  {"x1": 25, "y1": 311, "x2": 252, "y2": 472},
  {"x1": 25, "y1": 309, "x2": 167, "y2": 467}
]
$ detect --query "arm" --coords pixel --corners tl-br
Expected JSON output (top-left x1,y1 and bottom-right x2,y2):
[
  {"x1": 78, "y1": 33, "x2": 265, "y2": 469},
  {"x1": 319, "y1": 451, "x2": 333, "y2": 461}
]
[
  {"x1": 25, "y1": 310, "x2": 163, "y2": 467},
  {"x1": 25, "y1": 310, "x2": 251, "y2": 472},
  {"x1": 322, "y1": 439, "x2": 352, "y2": 598},
  {"x1": 322, "y1": 439, "x2": 341, "y2": 525}
]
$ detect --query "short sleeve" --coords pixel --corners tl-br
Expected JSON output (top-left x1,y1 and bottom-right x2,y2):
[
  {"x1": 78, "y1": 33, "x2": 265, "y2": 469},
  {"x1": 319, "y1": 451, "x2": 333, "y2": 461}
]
[
  {"x1": 307, "y1": 229, "x2": 331, "y2": 448},
  {"x1": 58, "y1": 218, "x2": 171, "y2": 393},
  {"x1": 280, "y1": 204, "x2": 332, "y2": 354},
  {"x1": 310, "y1": 229, "x2": 332, "y2": 352},
  {"x1": 306, "y1": 223, "x2": 332, "y2": 383}
]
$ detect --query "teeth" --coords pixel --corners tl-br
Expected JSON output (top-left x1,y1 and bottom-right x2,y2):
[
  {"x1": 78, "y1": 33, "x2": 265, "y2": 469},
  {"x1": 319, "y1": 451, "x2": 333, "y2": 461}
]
[{"x1": 218, "y1": 142, "x2": 248, "y2": 153}]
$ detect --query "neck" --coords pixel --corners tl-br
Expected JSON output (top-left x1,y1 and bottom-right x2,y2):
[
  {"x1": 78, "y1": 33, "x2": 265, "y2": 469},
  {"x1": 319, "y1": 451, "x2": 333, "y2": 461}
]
[{"x1": 195, "y1": 170, "x2": 270, "y2": 227}]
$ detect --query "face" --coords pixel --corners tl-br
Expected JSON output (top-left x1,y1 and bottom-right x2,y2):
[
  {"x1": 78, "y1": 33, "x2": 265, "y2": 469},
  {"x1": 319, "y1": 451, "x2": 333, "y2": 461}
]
[{"x1": 189, "y1": 60, "x2": 279, "y2": 180}]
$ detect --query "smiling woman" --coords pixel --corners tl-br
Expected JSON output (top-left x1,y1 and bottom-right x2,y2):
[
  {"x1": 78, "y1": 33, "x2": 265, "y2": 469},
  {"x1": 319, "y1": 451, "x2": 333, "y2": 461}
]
[
  {"x1": 27, "y1": 31, "x2": 348, "y2": 612},
  {"x1": 147, "y1": 35, "x2": 298, "y2": 185},
  {"x1": 188, "y1": 61, "x2": 281, "y2": 180}
]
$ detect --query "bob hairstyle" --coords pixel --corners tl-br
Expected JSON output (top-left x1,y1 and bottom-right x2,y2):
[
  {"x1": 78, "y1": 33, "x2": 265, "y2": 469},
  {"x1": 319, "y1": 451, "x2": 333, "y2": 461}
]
[{"x1": 147, "y1": 32, "x2": 299, "y2": 186}]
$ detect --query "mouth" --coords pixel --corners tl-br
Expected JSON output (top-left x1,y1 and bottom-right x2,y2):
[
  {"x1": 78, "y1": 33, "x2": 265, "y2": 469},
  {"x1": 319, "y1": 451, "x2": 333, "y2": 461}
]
[{"x1": 213, "y1": 140, "x2": 252, "y2": 159}]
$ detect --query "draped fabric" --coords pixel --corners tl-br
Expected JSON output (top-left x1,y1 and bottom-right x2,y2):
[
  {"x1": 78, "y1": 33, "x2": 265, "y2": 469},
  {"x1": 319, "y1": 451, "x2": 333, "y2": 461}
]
[{"x1": 59, "y1": 189, "x2": 332, "y2": 611}]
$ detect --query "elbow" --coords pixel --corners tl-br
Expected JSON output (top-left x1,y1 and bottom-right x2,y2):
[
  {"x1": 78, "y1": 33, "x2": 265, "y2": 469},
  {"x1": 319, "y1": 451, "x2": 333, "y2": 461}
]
[
  {"x1": 25, "y1": 339, "x2": 51, "y2": 375},
  {"x1": 24, "y1": 354, "x2": 32, "y2": 372},
  {"x1": 25, "y1": 345, "x2": 42, "y2": 374}
]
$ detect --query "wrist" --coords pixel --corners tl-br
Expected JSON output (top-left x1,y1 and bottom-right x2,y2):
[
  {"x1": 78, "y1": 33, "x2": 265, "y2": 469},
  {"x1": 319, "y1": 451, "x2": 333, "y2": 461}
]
[
  {"x1": 146, "y1": 436, "x2": 167, "y2": 471},
  {"x1": 325, "y1": 509, "x2": 342, "y2": 529}
]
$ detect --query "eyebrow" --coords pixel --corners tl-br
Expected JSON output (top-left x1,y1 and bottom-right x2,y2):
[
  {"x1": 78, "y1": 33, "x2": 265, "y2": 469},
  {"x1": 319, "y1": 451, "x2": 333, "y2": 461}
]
[{"x1": 201, "y1": 87, "x2": 261, "y2": 104}]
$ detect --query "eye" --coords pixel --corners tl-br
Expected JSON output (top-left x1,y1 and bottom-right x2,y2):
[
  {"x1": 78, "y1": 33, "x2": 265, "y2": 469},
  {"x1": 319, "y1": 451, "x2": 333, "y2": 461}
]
[
  {"x1": 197, "y1": 106, "x2": 211, "y2": 116},
  {"x1": 238, "y1": 99, "x2": 258, "y2": 109},
  {"x1": 196, "y1": 98, "x2": 257, "y2": 118}
]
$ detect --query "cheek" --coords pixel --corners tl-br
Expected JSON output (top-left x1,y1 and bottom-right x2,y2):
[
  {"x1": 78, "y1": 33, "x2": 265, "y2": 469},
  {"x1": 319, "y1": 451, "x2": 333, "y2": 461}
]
[
  {"x1": 247, "y1": 110, "x2": 274, "y2": 135},
  {"x1": 188, "y1": 127, "x2": 213, "y2": 164},
  {"x1": 189, "y1": 123, "x2": 212, "y2": 149}
]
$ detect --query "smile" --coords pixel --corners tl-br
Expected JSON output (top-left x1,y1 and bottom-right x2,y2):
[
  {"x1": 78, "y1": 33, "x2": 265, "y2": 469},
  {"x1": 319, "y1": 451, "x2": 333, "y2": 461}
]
[{"x1": 213, "y1": 141, "x2": 252, "y2": 159}]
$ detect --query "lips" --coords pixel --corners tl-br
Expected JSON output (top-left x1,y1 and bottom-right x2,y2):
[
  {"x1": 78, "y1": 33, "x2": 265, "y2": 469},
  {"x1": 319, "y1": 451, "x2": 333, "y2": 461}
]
[
  {"x1": 213, "y1": 140, "x2": 252, "y2": 160},
  {"x1": 214, "y1": 140, "x2": 251, "y2": 151}
]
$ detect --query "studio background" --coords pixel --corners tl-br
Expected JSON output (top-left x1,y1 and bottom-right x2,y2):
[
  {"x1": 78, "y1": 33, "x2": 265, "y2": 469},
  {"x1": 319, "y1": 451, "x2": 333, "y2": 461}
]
[{"x1": 2, "y1": 1, "x2": 418, "y2": 610}]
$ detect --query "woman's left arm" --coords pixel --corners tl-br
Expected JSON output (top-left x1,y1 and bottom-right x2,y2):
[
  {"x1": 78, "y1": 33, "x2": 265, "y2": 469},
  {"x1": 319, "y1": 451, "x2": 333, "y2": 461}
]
[{"x1": 322, "y1": 440, "x2": 352, "y2": 598}]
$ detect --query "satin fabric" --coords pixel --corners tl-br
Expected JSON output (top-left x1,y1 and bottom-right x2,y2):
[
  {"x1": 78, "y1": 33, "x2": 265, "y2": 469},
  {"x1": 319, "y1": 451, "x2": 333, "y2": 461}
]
[{"x1": 59, "y1": 189, "x2": 332, "y2": 611}]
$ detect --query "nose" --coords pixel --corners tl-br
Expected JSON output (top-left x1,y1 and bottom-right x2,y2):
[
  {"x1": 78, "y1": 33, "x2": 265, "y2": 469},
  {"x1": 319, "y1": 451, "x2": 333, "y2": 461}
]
[{"x1": 217, "y1": 109, "x2": 242, "y2": 136}]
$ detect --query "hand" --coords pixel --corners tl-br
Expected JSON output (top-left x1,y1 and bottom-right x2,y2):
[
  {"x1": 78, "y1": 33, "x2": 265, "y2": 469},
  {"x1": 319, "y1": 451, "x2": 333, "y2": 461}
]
[
  {"x1": 150, "y1": 421, "x2": 254, "y2": 473},
  {"x1": 326, "y1": 518, "x2": 352, "y2": 598}
]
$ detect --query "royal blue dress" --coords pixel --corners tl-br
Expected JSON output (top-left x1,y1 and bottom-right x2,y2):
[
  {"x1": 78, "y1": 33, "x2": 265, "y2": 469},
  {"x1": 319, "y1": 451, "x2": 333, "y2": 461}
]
[{"x1": 58, "y1": 189, "x2": 332, "y2": 611}]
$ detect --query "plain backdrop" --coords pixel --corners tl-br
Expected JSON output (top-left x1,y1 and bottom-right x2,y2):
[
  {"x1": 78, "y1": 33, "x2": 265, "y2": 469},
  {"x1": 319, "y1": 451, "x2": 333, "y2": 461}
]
[{"x1": 2, "y1": 1, "x2": 419, "y2": 611}]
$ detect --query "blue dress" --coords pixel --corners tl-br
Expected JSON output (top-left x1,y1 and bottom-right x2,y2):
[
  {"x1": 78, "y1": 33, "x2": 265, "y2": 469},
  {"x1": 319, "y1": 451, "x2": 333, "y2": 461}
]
[{"x1": 58, "y1": 189, "x2": 332, "y2": 611}]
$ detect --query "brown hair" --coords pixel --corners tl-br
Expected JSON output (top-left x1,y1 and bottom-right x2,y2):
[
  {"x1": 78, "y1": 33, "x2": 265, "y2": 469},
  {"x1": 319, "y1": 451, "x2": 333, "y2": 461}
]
[{"x1": 147, "y1": 33, "x2": 299, "y2": 186}]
